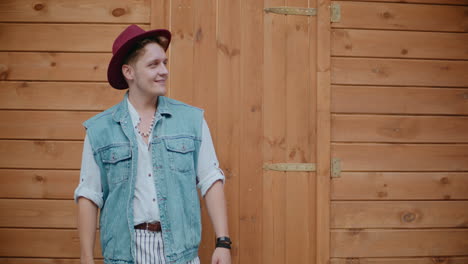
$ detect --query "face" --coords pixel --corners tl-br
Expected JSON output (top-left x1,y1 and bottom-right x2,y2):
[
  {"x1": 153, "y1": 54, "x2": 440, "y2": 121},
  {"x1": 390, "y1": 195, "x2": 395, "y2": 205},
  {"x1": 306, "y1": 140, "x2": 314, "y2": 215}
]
[{"x1": 124, "y1": 42, "x2": 169, "y2": 97}]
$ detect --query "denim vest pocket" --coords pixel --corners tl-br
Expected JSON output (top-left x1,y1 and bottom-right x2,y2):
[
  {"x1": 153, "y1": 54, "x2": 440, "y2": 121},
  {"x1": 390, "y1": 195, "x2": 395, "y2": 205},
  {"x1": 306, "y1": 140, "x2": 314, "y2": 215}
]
[
  {"x1": 100, "y1": 144, "x2": 132, "y2": 185},
  {"x1": 165, "y1": 137, "x2": 195, "y2": 173}
]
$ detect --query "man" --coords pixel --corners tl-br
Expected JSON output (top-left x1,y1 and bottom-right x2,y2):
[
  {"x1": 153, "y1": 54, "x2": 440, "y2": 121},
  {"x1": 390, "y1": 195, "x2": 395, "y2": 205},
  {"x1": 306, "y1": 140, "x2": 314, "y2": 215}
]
[{"x1": 74, "y1": 24, "x2": 231, "y2": 264}]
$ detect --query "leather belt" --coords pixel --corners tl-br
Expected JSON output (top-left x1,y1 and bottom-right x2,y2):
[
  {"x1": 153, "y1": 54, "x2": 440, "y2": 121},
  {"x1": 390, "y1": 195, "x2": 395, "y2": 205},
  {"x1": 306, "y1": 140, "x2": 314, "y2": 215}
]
[{"x1": 134, "y1": 222, "x2": 161, "y2": 232}]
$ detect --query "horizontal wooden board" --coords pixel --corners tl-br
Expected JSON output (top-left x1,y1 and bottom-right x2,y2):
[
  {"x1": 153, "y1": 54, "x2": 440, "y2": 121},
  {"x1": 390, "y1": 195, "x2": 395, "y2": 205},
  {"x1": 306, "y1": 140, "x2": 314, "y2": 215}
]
[
  {"x1": 0, "y1": 258, "x2": 104, "y2": 264},
  {"x1": 332, "y1": 58, "x2": 468, "y2": 87},
  {"x1": 0, "y1": 228, "x2": 102, "y2": 258},
  {"x1": 331, "y1": 86, "x2": 468, "y2": 115},
  {"x1": 331, "y1": 229, "x2": 468, "y2": 257},
  {"x1": 0, "y1": 169, "x2": 78, "y2": 199},
  {"x1": 332, "y1": 115, "x2": 468, "y2": 143},
  {"x1": 331, "y1": 201, "x2": 468, "y2": 228},
  {"x1": 332, "y1": 143, "x2": 468, "y2": 171},
  {"x1": 0, "y1": 111, "x2": 97, "y2": 140},
  {"x1": 331, "y1": 172, "x2": 468, "y2": 200},
  {"x1": 0, "y1": 82, "x2": 125, "y2": 111},
  {"x1": 332, "y1": 29, "x2": 468, "y2": 59},
  {"x1": 0, "y1": 0, "x2": 149, "y2": 23},
  {"x1": 330, "y1": 256, "x2": 468, "y2": 264},
  {"x1": 338, "y1": 0, "x2": 468, "y2": 4},
  {"x1": 0, "y1": 52, "x2": 110, "y2": 81},
  {"x1": 0, "y1": 199, "x2": 77, "y2": 228},
  {"x1": 0, "y1": 24, "x2": 148, "y2": 52},
  {"x1": 0, "y1": 140, "x2": 82, "y2": 169},
  {"x1": 333, "y1": 1, "x2": 468, "y2": 32}
]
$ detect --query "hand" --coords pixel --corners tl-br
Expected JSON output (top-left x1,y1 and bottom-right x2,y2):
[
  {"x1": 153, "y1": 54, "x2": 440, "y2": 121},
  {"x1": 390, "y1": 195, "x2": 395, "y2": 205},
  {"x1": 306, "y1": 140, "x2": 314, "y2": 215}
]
[{"x1": 211, "y1": 247, "x2": 231, "y2": 264}]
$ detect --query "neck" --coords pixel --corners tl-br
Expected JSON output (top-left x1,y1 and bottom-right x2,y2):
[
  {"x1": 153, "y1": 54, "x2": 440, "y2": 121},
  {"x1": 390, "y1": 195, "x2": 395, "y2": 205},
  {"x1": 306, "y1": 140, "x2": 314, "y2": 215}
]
[{"x1": 128, "y1": 89, "x2": 158, "y2": 114}]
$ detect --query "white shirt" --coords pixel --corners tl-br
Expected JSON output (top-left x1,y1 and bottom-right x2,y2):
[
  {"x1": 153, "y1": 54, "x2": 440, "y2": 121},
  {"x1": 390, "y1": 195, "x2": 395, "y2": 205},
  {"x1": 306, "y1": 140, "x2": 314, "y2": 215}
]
[{"x1": 74, "y1": 99, "x2": 224, "y2": 225}]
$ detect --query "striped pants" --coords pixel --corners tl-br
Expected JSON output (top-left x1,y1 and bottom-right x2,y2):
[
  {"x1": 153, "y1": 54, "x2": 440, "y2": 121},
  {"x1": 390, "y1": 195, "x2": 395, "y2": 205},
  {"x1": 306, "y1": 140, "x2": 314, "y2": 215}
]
[{"x1": 135, "y1": 229, "x2": 201, "y2": 264}]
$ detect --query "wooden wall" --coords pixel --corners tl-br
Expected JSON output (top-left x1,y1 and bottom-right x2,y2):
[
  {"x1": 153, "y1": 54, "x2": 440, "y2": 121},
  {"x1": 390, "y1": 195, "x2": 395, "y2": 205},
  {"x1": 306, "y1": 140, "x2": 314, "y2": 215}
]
[{"x1": 329, "y1": 0, "x2": 468, "y2": 263}]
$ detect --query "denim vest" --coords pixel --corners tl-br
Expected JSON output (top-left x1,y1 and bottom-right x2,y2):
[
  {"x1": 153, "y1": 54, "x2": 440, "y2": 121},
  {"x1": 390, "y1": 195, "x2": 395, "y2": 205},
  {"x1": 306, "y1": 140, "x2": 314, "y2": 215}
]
[{"x1": 84, "y1": 93, "x2": 203, "y2": 264}]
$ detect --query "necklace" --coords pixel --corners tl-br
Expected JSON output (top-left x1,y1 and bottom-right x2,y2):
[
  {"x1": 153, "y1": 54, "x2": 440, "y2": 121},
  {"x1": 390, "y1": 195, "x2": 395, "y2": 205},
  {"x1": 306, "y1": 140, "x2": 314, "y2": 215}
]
[{"x1": 135, "y1": 115, "x2": 155, "y2": 138}]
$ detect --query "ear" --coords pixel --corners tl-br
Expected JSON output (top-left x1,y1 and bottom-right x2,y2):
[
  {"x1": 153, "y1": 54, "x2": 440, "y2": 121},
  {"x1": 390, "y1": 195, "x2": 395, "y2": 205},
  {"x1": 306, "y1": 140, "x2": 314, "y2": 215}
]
[{"x1": 122, "y1": 64, "x2": 134, "y2": 82}]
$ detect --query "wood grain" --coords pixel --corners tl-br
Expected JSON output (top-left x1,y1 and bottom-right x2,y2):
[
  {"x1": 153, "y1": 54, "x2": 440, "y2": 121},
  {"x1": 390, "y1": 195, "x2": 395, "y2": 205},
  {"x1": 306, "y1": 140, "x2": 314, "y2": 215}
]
[
  {"x1": 0, "y1": 169, "x2": 79, "y2": 199},
  {"x1": 331, "y1": 229, "x2": 468, "y2": 257},
  {"x1": 331, "y1": 86, "x2": 468, "y2": 115},
  {"x1": 332, "y1": 115, "x2": 468, "y2": 143},
  {"x1": 332, "y1": 58, "x2": 468, "y2": 87},
  {"x1": 331, "y1": 172, "x2": 468, "y2": 200},
  {"x1": 330, "y1": 256, "x2": 468, "y2": 264},
  {"x1": 333, "y1": 1, "x2": 468, "y2": 32},
  {"x1": 331, "y1": 201, "x2": 468, "y2": 228}
]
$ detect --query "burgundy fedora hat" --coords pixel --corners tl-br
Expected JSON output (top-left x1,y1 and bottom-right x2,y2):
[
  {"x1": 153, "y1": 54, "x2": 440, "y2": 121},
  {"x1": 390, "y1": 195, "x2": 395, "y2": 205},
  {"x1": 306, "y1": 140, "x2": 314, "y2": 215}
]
[{"x1": 107, "y1": 24, "x2": 171, "y2": 89}]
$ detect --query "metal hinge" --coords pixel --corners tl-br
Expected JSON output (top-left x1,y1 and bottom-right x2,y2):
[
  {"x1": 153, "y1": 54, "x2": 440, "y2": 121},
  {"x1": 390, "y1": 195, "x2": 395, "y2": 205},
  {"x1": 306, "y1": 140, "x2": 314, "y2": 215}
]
[
  {"x1": 330, "y1": 2, "x2": 341, "y2": 22},
  {"x1": 264, "y1": 6, "x2": 317, "y2": 16},
  {"x1": 263, "y1": 163, "x2": 316, "y2": 172},
  {"x1": 331, "y1": 158, "x2": 341, "y2": 178}
]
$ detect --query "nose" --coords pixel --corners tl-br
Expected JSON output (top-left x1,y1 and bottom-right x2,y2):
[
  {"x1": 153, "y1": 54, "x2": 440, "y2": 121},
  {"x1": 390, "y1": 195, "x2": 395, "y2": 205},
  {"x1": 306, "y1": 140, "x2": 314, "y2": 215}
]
[{"x1": 159, "y1": 63, "x2": 169, "y2": 76}]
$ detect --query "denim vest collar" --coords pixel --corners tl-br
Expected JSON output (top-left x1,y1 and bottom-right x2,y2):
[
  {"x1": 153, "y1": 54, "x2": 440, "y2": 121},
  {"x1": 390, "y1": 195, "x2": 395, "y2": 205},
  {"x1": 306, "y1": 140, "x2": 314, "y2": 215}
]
[{"x1": 112, "y1": 92, "x2": 173, "y2": 124}]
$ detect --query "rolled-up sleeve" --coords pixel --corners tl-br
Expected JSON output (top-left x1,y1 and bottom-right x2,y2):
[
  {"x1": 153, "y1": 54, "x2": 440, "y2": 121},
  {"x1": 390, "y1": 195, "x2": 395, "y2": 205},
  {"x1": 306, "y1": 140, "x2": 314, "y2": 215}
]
[
  {"x1": 74, "y1": 134, "x2": 104, "y2": 208},
  {"x1": 197, "y1": 119, "x2": 225, "y2": 197}
]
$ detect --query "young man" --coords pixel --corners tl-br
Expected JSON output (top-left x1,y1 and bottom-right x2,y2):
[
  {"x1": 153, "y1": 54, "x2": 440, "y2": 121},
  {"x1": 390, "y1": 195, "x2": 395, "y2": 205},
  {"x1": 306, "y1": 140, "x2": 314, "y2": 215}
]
[{"x1": 74, "y1": 25, "x2": 231, "y2": 264}]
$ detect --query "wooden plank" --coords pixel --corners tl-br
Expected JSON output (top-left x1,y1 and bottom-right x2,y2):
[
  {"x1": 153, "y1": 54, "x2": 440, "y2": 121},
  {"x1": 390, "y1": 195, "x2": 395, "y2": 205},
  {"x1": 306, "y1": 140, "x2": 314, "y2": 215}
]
[
  {"x1": 338, "y1": 0, "x2": 468, "y2": 5},
  {"x1": 0, "y1": 199, "x2": 77, "y2": 228},
  {"x1": 331, "y1": 172, "x2": 468, "y2": 200},
  {"x1": 0, "y1": 52, "x2": 110, "y2": 81},
  {"x1": 168, "y1": 0, "x2": 194, "y2": 104},
  {"x1": 316, "y1": 0, "x2": 332, "y2": 263},
  {"x1": 263, "y1": 0, "x2": 287, "y2": 262},
  {"x1": 333, "y1": 1, "x2": 468, "y2": 32},
  {"x1": 332, "y1": 29, "x2": 468, "y2": 60},
  {"x1": 0, "y1": 258, "x2": 104, "y2": 264},
  {"x1": 0, "y1": 0, "x2": 149, "y2": 23},
  {"x1": 0, "y1": 82, "x2": 124, "y2": 111},
  {"x1": 217, "y1": 0, "x2": 241, "y2": 263},
  {"x1": 331, "y1": 229, "x2": 468, "y2": 257},
  {"x1": 284, "y1": 0, "x2": 314, "y2": 262},
  {"x1": 0, "y1": 111, "x2": 96, "y2": 140},
  {"x1": 330, "y1": 256, "x2": 468, "y2": 264},
  {"x1": 332, "y1": 143, "x2": 468, "y2": 171},
  {"x1": 0, "y1": 140, "x2": 82, "y2": 169},
  {"x1": 150, "y1": 0, "x2": 170, "y2": 28},
  {"x1": 0, "y1": 169, "x2": 78, "y2": 199},
  {"x1": 192, "y1": 0, "x2": 218, "y2": 262},
  {"x1": 0, "y1": 24, "x2": 149, "y2": 52},
  {"x1": 0, "y1": 228, "x2": 101, "y2": 258},
  {"x1": 239, "y1": 0, "x2": 263, "y2": 262},
  {"x1": 332, "y1": 58, "x2": 468, "y2": 87},
  {"x1": 331, "y1": 201, "x2": 468, "y2": 228},
  {"x1": 331, "y1": 86, "x2": 468, "y2": 115},
  {"x1": 332, "y1": 115, "x2": 468, "y2": 143}
]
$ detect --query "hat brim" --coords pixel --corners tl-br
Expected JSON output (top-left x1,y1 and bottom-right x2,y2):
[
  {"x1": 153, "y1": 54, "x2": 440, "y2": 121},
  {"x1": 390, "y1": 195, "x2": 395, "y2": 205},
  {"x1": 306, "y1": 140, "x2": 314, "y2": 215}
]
[{"x1": 107, "y1": 29, "x2": 171, "y2": 89}]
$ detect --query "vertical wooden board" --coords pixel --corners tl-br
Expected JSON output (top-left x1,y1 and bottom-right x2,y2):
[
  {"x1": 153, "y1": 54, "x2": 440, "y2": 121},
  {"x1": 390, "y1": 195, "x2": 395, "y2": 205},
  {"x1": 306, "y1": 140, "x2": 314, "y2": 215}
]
[
  {"x1": 263, "y1": 0, "x2": 287, "y2": 262},
  {"x1": 240, "y1": 0, "x2": 264, "y2": 262},
  {"x1": 0, "y1": 0, "x2": 150, "y2": 23},
  {"x1": 150, "y1": 0, "x2": 170, "y2": 28},
  {"x1": 0, "y1": 169, "x2": 78, "y2": 199},
  {"x1": 316, "y1": 0, "x2": 332, "y2": 263},
  {"x1": 217, "y1": 0, "x2": 241, "y2": 263},
  {"x1": 168, "y1": 0, "x2": 194, "y2": 104},
  {"x1": 191, "y1": 0, "x2": 218, "y2": 262},
  {"x1": 284, "y1": 0, "x2": 313, "y2": 262}
]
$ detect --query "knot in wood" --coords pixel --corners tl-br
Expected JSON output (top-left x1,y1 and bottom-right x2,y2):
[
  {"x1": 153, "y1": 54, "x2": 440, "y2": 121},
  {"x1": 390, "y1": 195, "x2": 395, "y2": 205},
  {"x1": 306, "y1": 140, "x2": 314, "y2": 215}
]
[
  {"x1": 34, "y1": 3, "x2": 45, "y2": 11},
  {"x1": 112, "y1": 8, "x2": 126, "y2": 17},
  {"x1": 440, "y1": 177, "x2": 449, "y2": 184},
  {"x1": 0, "y1": 64, "x2": 10, "y2": 80},
  {"x1": 402, "y1": 211, "x2": 416, "y2": 223},
  {"x1": 35, "y1": 175, "x2": 44, "y2": 182}
]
